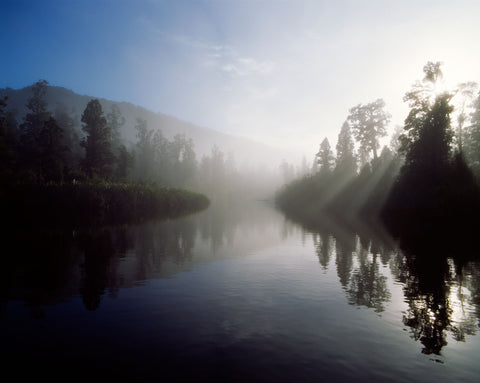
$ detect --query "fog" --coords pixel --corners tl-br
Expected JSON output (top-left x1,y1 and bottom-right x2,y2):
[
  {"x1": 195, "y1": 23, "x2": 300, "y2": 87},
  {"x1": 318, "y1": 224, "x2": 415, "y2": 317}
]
[
  {"x1": 4, "y1": 3, "x2": 480, "y2": 381},
  {"x1": 2, "y1": 1, "x2": 480, "y2": 161}
]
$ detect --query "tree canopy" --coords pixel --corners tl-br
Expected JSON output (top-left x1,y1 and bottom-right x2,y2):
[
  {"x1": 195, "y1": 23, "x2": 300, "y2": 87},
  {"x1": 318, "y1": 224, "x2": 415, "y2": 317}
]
[
  {"x1": 347, "y1": 99, "x2": 390, "y2": 161},
  {"x1": 81, "y1": 99, "x2": 114, "y2": 178}
]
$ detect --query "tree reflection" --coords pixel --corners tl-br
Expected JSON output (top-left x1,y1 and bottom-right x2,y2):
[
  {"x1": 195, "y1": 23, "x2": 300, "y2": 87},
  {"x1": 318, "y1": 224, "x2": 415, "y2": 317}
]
[
  {"x1": 392, "y1": 229, "x2": 480, "y2": 355},
  {"x1": 334, "y1": 232, "x2": 355, "y2": 288},
  {"x1": 78, "y1": 229, "x2": 117, "y2": 311},
  {"x1": 313, "y1": 232, "x2": 333, "y2": 270},
  {"x1": 0, "y1": 215, "x2": 200, "y2": 313},
  {"x1": 346, "y1": 239, "x2": 391, "y2": 313},
  {"x1": 301, "y1": 213, "x2": 480, "y2": 355}
]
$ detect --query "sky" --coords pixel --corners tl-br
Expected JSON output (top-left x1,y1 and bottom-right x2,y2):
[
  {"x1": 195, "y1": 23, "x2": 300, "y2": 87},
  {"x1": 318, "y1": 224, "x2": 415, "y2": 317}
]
[{"x1": 2, "y1": 0, "x2": 480, "y2": 160}]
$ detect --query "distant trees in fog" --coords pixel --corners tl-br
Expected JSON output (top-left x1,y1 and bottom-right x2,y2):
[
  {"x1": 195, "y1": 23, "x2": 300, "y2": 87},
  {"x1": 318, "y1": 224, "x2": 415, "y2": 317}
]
[
  {"x1": 0, "y1": 80, "x2": 278, "y2": 203},
  {"x1": 277, "y1": 61, "x2": 480, "y2": 230}
]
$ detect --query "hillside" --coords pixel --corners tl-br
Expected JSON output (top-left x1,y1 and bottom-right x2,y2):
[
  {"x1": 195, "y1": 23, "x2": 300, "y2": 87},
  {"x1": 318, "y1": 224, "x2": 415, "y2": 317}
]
[{"x1": 0, "y1": 84, "x2": 290, "y2": 168}]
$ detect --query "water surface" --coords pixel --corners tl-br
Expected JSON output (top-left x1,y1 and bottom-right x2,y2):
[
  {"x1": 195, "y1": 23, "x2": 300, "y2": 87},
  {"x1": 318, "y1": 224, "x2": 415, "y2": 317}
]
[{"x1": 1, "y1": 201, "x2": 480, "y2": 382}]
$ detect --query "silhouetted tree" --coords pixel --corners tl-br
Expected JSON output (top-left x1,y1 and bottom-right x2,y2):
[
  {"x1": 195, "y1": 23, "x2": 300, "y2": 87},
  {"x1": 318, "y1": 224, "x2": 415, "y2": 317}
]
[
  {"x1": 454, "y1": 82, "x2": 478, "y2": 153},
  {"x1": 465, "y1": 91, "x2": 480, "y2": 177},
  {"x1": 335, "y1": 121, "x2": 357, "y2": 177},
  {"x1": 347, "y1": 98, "x2": 390, "y2": 160},
  {"x1": 0, "y1": 97, "x2": 18, "y2": 183},
  {"x1": 17, "y1": 80, "x2": 68, "y2": 181},
  {"x1": 382, "y1": 63, "x2": 480, "y2": 233},
  {"x1": 81, "y1": 99, "x2": 115, "y2": 178},
  {"x1": 400, "y1": 61, "x2": 444, "y2": 154},
  {"x1": 18, "y1": 80, "x2": 51, "y2": 175},
  {"x1": 38, "y1": 116, "x2": 67, "y2": 182},
  {"x1": 316, "y1": 137, "x2": 334, "y2": 173}
]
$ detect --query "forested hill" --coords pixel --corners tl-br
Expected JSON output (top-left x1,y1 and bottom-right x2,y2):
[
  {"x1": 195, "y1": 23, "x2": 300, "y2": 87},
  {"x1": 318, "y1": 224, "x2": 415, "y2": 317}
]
[{"x1": 0, "y1": 84, "x2": 285, "y2": 167}]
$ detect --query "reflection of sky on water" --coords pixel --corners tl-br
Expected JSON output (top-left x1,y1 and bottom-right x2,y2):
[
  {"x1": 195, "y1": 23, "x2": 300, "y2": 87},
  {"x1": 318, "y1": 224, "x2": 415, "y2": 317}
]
[{"x1": 2, "y1": 202, "x2": 480, "y2": 381}]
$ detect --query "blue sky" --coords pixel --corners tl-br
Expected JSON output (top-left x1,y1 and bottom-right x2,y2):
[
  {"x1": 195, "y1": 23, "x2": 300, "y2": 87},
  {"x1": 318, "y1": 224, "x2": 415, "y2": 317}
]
[{"x1": 2, "y1": 0, "x2": 480, "y2": 158}]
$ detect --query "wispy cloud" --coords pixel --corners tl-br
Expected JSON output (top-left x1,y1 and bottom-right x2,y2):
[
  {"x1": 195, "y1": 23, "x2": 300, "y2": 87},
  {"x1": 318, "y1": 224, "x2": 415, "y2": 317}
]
[
  {"x1": 221, "y1": 57, "x2": 275, "y2": 76},
  {"x1": 162, "y1": 31, "x2": 275, "y2": 76},
  {"x1": 136, "y1": 16, "x2": 275, "y2": 77}
]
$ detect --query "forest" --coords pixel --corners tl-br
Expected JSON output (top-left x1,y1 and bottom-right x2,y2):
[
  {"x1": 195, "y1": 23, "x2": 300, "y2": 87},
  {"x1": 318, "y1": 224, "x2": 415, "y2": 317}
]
[
  {"x1": 2, "y1": 61, "x2": 480, "y2": 236},
  {"x1": 276, "y1": 62, "x2": 480, "y2": 248},
  {"x1": 0, "y1": 80, "x2": 215, "y2": 226}
]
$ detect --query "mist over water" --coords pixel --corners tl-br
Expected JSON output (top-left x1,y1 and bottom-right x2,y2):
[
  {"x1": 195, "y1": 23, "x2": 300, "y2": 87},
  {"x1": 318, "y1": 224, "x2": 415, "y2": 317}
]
[
  {"x1": 2, "y1": 1, "x2": 480, "y2": 381},
  {"x1": 2, "y1": 201, "x2": 480, "y2": 382}
]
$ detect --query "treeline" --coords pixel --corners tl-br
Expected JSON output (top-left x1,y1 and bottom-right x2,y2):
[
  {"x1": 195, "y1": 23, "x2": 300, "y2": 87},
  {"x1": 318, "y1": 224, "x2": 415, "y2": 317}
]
[
  {"x1": 276, "y1": 62, "x2": 480, "y2": 236},
  {"x1": 0, "y1": 80, "x2": 280, "y2": 204},
  {"x1": 0, "y1": 80, "x2": 211, "y2": 225},
  {"x1": 276, "y1": 98, "x2": 401, "y2": 223},
  {"x1": 5, "y1": 183, "x2": 209, "y2": 228}
]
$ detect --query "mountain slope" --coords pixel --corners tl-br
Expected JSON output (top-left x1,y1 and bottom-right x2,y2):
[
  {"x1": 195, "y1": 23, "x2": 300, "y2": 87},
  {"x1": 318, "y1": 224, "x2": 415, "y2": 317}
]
[{"x1": 0, "y1": 84, "x2": 291, "y2": 167}]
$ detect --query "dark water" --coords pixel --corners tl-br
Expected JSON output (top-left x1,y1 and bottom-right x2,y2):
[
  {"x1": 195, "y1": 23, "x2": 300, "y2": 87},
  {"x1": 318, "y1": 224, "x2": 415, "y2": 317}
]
[{"x1": 1, "y1": 202, "x2": 480, "y2": 382}]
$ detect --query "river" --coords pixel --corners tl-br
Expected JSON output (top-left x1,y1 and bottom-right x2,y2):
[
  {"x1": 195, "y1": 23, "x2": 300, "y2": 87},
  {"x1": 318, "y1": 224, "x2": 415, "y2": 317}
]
[{"x1": 1, "y1": 201, "x2": 480, "y2": 382}]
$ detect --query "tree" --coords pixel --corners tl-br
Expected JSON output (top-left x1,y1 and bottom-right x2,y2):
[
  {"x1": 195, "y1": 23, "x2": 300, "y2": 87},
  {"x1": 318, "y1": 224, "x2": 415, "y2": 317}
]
[
  {"x1": 382, "y1": 63, "x2": 480, "y2": 230},
  {"x1": 18, "y1": 80, "x2": 51, "y2": 172},
  {"x1": 177, "y1": 136, "x2": 197, "y2": 188},
  {"x1": 114, "y1": 144, "x2": 134, "y2": 182},
  {"x1": 400, "y1": 61, "x2": 445, "y2": 154},
  {"x1": 454, "y1": 82, "x2": 478, "y2": 152},
  {"x1": 81, "y1": 99, "x2": 114, "y2": 179},
  {"x1": 54, "y1": 102, "x2": 80, "y2": 167},
  {"x1": 0, "y1": 96, "x2": 18, "y2": 183},
  {"x1": 38, "y1": 116, "x2": 67, "y2": 182},
  {"x1": 335, "y1": 121, "x2": 357, "y2": 177},
  {"x1": 347, "y1": 99, "x2": 390, "y2": 160},
  {"x1": 17, "y1": 79, "x2": 68, "y2": 181},
  {"x1": 316, "y1": 137, "x2": 334, "y2": 173},
  {"x1": 134, "y1": 118, "x2": 162, "y2": 181},
  {"x1": 464, "y1": 91, "x2": 480, "y2": 176},
  {"x1": 106, "y1": 104, "x2": 125, "y2": 153},
  {"x1": 404, "y1": 94, "x2": 454, "y2": 172}
]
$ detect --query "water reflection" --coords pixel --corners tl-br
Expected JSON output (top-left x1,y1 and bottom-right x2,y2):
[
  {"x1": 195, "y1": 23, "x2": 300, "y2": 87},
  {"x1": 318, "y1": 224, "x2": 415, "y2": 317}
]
[
  {"x1": 0, "y1": 201, "x2": 286, "y2": 313},
  {"x1": 287, "y1": 211, "x2": 480, "y2": 355},
  {"x1": 2, "y1": 202, "x2": 480, "y2": 361}
]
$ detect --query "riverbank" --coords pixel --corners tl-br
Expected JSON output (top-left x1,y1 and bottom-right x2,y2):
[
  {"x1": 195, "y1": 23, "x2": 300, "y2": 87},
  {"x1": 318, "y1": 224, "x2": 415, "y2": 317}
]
[{"x1": 1, "y1": 182, "x2": 210, "y2": 228}]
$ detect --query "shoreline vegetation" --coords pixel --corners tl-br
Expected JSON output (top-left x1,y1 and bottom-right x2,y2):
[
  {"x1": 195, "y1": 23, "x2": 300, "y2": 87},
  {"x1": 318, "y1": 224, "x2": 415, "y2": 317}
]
[
  {"x1": 1, "y1": 181, "x2": 210, "y2": 228},
  {"x1": 275, "y1": 62, "x2": 480, "y2": 257}
]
